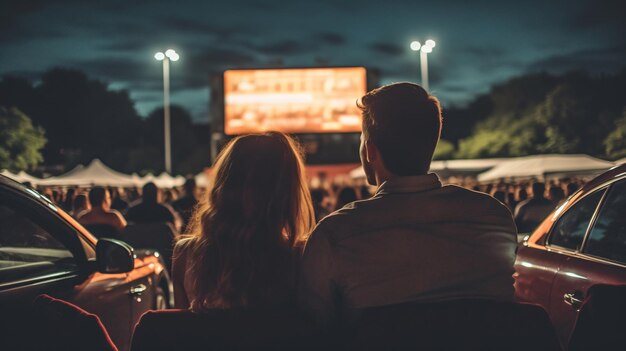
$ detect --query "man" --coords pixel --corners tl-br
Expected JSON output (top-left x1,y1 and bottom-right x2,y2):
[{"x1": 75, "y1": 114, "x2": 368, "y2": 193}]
[
  {"x1": 514, "y1": 182, "x2": 555, "y2": 233},
  {"x1": 125, "y1": 182, "x2": 181, "y2": 232},
  {"x1": 78, "y1": 187, "x2": 127, "y2": 237},
  {"x1": 299, "y1": 82, "x2": 518, "y2": 324}
]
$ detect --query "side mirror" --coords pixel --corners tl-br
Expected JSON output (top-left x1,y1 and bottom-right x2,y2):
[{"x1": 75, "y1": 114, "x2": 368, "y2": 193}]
[{"x1": 96, "y1": 238, "x2": 134, "y2": 273}]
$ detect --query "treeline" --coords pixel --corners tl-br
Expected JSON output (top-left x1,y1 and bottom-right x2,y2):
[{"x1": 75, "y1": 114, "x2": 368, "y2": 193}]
[
  {"x1": 1, "y1": 68, "x2": 625, "y2": 174},
  {"x1": 438, "y1": 69, "x2": 626, "y2": 160},
  {"x1": 0, "y1": 68, "x2": 211, "y2": 174}
]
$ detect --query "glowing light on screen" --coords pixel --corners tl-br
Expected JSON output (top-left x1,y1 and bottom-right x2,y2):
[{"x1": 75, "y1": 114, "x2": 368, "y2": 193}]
[{"x1": 223, "y1": 67, "x2": 367, "y2": 135}]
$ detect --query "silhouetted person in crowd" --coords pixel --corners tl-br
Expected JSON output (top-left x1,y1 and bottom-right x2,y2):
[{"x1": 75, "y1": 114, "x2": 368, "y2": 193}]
[
  {"x1": 514, "y1": 182, "x2": 554, "y2": 233},
  {"x1": 567, "y1": 182, "x2": 580, "y2": 197},
  {"x1": 78, "y1": 187, "x2": 127, "y2": 237},
  {"x1": 549, "y1": 185, "x2": 566, "y2": 206},
  {"x1": 299, "y1": 83, "x2": 517, "y2": 325},
  {"x1": 334, "y1": 186, "x2": 358, "y2": 211},
  {"x1": 70, "y1": 193, "x2": 90, "y2": 218},
  {"x1": 360, "y1": 184, "x2": 372, "y2": 199},
  {"x1": 172, "y1": 132, "x2": 315, "y2": 310},
  {"x1": 518, "y1": 185, "x2": 528, "y2": 202},
  {"x1": 125, "y1": 182, "x2": 181, "y2": 231},
  {"x1": 493, "y1": 189, "x2": 507, "y2": 205},
  {"x1": 52, "y1": 190, "x2": 61, "y2": 205},
  {"x1": 506, "y1": 186, "x2": 518, "y2": 211},
  {"x1": 109, "y1": 187, "x2": 129, "y2": 213},
  {"x1": 310, "y1": 188, "x2": 330, "y2": 223},
  {"x1": 61, "y1": 188, "x2": 76, "y2": 212},
  {"x1": 172, "y1": 178, "x2": 199, "y2": 233}
]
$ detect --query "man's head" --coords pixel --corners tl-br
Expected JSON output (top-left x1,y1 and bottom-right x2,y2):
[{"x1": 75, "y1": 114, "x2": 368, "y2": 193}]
[
  {"x1": 142, "y1": 182, "x2": 159, "y2": 203},
  {"x1": 358, "y1": 82, "x2": 442, "y2": 185},
  {"x1": 88, "y1": 187, "x2": 110, "y2": 209},
  {"x1": 183, "y1": 178, "x2": 196, "y2": 197},
  {"x1": 532, "y1": 182, "x2": 546, "y2": 199}
]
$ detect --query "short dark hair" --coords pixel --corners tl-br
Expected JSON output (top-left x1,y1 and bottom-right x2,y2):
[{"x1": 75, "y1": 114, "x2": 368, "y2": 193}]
[
  {"x1": 532, "y1": 182, "x2": 546, "y2": 198},
  {"x1": 183, "y1": 178, "x2": 196, "y2": 194},
  {"x1": 142, "y1": 182, "x2": 158, "y2": 203},
  {"x1": 88, "y1": 187, "x2": 106, "y2": 207},
  {"x1": 358, "y1": 82, "x2": 442, "y2": 175}
]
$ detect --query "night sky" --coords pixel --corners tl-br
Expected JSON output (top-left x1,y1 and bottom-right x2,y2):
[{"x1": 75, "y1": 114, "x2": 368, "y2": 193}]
[{"x1": 1, "y1": 0, "x2": 624, "y2": 123}]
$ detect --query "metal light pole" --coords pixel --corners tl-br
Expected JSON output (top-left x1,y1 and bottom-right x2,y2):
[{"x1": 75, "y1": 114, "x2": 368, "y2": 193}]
[
  {"x1": 154, "y1": 49, "x2": 179, "y2": 174},
  {"x1": 410, "y1": 39, "x2": 436, "y2": 91}
]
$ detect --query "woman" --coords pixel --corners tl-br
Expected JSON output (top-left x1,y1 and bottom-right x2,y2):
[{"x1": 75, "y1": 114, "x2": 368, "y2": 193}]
[{"x1": 172, "y1": 132, "x2": 315, "y2": 311}]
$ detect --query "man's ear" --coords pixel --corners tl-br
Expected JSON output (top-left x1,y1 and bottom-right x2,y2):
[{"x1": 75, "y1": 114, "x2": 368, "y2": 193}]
[{"x1": 365, "y1": 139, "x2": 379, "y2": 163}]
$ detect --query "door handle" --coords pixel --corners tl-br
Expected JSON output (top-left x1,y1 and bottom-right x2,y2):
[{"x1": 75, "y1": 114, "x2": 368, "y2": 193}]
[
  {"x1": 563, "y1": 291, "x2": 583, "y2": 310},
  {"x1": 130, "y1": 284, "x2": 147, "y2": 296}
]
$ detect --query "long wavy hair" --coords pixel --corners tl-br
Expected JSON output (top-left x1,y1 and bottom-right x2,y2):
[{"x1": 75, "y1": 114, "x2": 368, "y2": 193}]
[{"x1": 184, "y1": 132, "x2": 315, "y2": 311}]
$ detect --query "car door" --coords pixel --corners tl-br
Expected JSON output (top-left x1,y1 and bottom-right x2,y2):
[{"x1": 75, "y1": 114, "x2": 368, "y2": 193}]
[
  {"x1": 514, "y1": 189, "x2": 603, "y2": 312},
  {"x1": 0, "y1": 185, "x2": 134, "y2": 349},
  {"x1": 0, "y1": 186, "x2": 89, "y2": 348},
  {"x1": 548, "y1": 179, "x2": 626, "y2": 346}
]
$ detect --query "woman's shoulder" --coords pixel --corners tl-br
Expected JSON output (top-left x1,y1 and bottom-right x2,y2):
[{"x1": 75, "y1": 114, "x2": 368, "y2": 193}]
[{"x1": 173, "y1": 236, "x2": 196, "y2": 257}]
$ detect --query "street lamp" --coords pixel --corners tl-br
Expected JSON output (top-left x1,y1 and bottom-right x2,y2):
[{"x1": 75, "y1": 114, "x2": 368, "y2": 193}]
[
  {"x1": 154, "y1": 49, "x2": 179, "y2": 174},
  {"x1": 410, "y1": 39, "x2": 436, "y2": 91}
]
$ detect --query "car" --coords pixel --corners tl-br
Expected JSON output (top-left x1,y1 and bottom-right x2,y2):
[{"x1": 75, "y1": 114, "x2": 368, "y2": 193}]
[
  {"x1": 0, "y1": 175, "x2": 173, "y2": 351},
  {"x1": 514, "y1": 163, "x2": 626, "y2": 347}
]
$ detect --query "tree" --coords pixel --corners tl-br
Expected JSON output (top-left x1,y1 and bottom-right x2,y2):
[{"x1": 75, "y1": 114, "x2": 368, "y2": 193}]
[
  {"x1": 455, "y1": 70, "x2": 626, "y2": 159},
  {"x1": 0, "y1": 107, "x2": 46, "y2": 171},
  {"x1": 433, "y1": 139, "x2": 455, "y2": 160},
  {"x1": 0, "y1": 69, "x2": 145, "y2": 171},
  {"x1": 605, "y1": 111, "x2": 626, "y2": 159}
]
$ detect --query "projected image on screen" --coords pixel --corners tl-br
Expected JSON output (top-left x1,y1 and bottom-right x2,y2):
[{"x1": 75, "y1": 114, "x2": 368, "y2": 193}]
[{"x1": 224, "y1": 67, "x2": 367, "y2": 135}]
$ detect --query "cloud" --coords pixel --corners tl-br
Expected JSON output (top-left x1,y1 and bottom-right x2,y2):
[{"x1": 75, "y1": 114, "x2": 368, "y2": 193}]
[
  {"x1": 101, "y1": 38, "x2": 151, "y2": 52},
  {"x1": 161, "y1": 16, "x2": 255, "y2": 39},
  {"x1": 317, "y1": 32, "x2": 346, "y2": 46},
  {"x1": 252, "y1": 40, "x2": 315, "y2": 55},
  {"x1": 462, "y1": 46, "x2": 507, "y2": 58},
  {"x1": 0, "y1": 0, "x2": 53, "y2": 30},
  {"x1": 527, "y1": 46, "x2": 626, "y2": 74},
  {"x1": 239, "y1": 0, "x2": 281, "y2": 11},
  {"x1": 69, "y1": 57, "x2": 154, "y2": 82},
  {"x1": 437, "y1": 83, "x2": 472, "y2": 94},
  {"x1": 188, "y1": 47, "x2": 258, "y2": 68},
  {"x1": 0, "y1": 69, "x2": 44, "y2": 81},
  {"x1": 569, "y1": 0, "x2": 625, "y2": 36},
  {"x1": 369, "y1": 42, "x2": 404, "y2": 56}
]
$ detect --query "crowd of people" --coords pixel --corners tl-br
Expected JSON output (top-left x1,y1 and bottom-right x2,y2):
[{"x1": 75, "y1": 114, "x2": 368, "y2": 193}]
[
  {"x1": 20, "y1": 82, "x2": 592, "y2": 334},
  {"x1": 35, "y1": 174, "x2": 583, "y2": 241}
]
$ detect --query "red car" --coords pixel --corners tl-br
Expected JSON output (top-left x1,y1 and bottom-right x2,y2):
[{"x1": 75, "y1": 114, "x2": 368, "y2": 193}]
[
  {"x1": 514, "y1": 163, "x2": 626, "y2": 347},
  {"x1": 0, "y1": 175, "x2": 173, "y2": 351}
]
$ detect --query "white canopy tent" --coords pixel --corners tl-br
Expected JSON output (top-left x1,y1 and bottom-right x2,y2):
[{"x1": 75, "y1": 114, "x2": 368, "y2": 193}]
[
  {"x1": 38, "y1": 159, "x2": 141, "y2": 187},
  {"x1": 350, "y1": 158, "x2": 505, "y2": 179},
  {"x1": 16, "y1": 171, "x2": 42, "y2": 184},
  {"x1": 140, "y1": 173, "x2": 156, "y2": 185},
  {"x1": 1, "y1": 170, "x2": 42, "y2": 184},
  {"x1": 477, "y1": 154, "x2": 615, "y2": 182},
  {"x1": 195, "y1": 170, "x2": 211, "y2": 188},
  {"x1": 152, "y1": 172, "x2": 185, "y2": 188}
]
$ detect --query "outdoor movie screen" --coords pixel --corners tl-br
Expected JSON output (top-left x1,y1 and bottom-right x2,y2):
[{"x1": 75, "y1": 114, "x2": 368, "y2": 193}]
[{"x1": 223, "y1": 67, "x2": 367, "y2": 135}]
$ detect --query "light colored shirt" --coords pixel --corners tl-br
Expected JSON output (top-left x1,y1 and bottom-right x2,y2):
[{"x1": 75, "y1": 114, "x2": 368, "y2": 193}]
[{"x1": 299, "y1": 173, "x2": 518, "y2": 323}]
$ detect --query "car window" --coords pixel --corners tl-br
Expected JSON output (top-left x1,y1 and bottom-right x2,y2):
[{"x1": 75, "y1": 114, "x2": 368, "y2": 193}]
[
  {"x1": 0, "y1": 201, "x2": 77, "y2": 285},
  {"x1": 548, "y1": 189, "x2": 605, "y2": 251},
  {"x1": 584, "y1": 180, "x2": 626, "y2": 263}
]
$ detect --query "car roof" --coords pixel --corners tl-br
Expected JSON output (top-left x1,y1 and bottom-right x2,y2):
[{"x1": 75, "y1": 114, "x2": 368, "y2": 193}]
[
  {"x1": 0, "y1": 174, "x2": 53, "y2": 206},
  {"x1": 579, "y1": 163, "x2": 626, "y2": 193}
]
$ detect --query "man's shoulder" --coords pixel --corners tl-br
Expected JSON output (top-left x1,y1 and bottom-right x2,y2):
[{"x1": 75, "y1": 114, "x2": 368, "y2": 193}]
[
  {"x1": 443, "y1": 185, "x2": 512, "y2": 214},
  {"x1": 311, "y1": 197, "x2": 381, "y2": 242}
]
